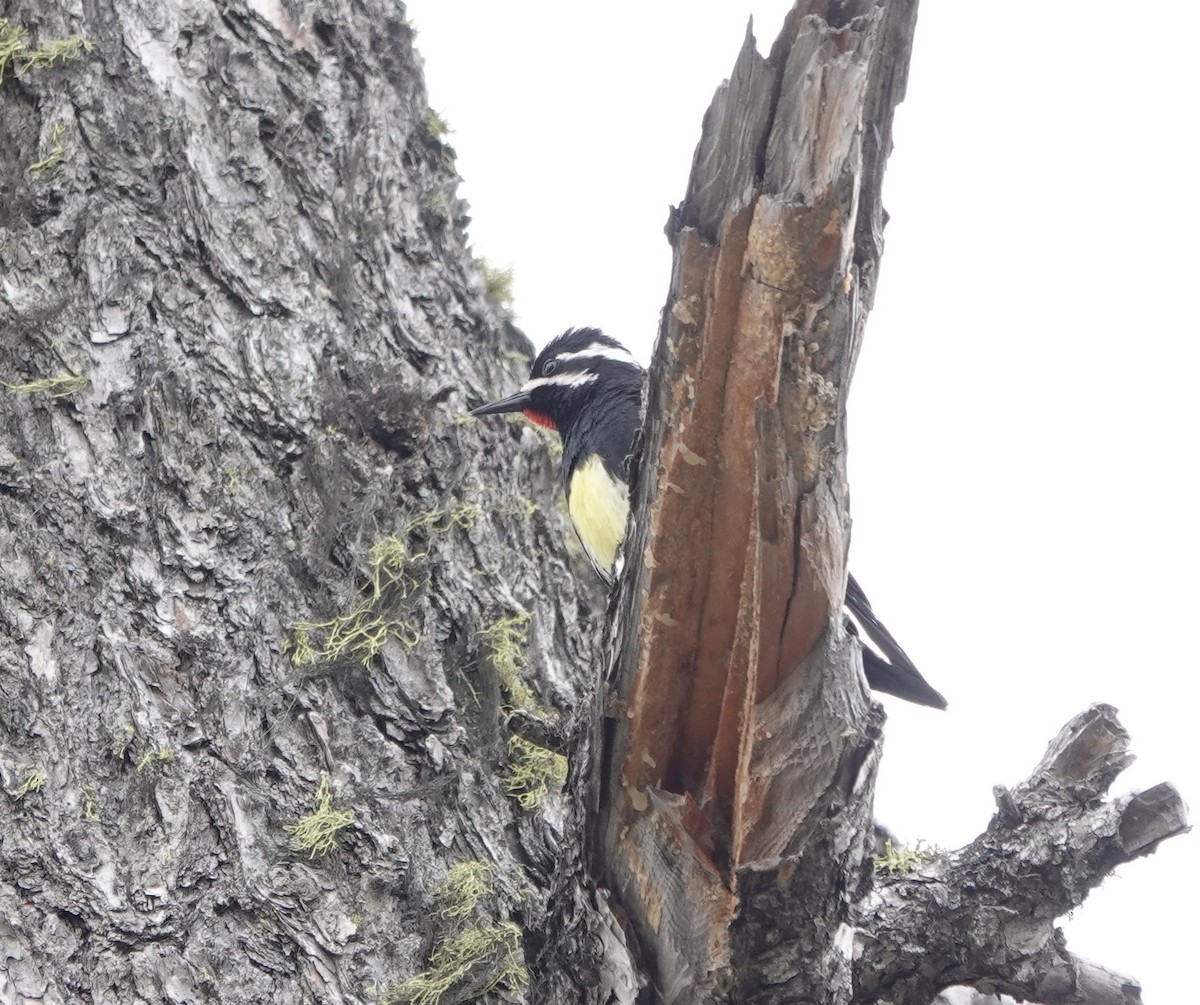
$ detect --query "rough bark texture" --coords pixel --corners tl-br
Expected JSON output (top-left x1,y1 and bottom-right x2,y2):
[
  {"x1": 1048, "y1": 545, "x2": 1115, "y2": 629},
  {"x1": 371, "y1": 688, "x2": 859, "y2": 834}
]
[
  {"x1": 854, "y1": 705, "x2": 1187, "y2": 1005},
  {"x1": 600, "y1": 3, "x2": 919, "y2": 1000},
  {"x1": 1, "y1": 4, "x2": 1188, "y2": 1005},
  {"x1": 0, "y1": 3, "x2": 601, "y2": 1002},
  {"x1": 595, "y1": 3, "x2": 1189, "y2": 1004}
]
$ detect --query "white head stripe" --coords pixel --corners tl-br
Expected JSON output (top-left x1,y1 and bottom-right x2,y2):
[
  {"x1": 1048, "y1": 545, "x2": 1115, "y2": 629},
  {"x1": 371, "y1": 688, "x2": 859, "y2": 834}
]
[
  {"x1": 524, "y1": 371, "x2": 599, "y2": 391},
  {"x1": 551, "y1": 344, "x2": 640, "y2": 367}
]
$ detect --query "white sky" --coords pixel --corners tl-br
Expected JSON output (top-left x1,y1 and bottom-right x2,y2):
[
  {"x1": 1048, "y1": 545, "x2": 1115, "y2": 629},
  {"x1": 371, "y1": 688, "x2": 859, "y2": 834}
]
[{"x1": 408, "y1": 2, "x2": 1199, "y2": 999}]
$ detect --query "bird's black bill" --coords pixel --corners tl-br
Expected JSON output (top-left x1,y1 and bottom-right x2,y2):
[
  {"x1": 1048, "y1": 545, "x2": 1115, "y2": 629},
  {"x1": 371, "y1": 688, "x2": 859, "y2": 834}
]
[{"x1": 469, "y1": 390, "x2": 531, "y2": 417}]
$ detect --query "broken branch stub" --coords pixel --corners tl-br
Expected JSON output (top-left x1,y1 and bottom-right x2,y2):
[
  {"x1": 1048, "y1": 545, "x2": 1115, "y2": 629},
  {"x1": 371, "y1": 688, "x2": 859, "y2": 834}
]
[{"x1": 852, "y1": 706, "x2": 1189, "y2": 1005}]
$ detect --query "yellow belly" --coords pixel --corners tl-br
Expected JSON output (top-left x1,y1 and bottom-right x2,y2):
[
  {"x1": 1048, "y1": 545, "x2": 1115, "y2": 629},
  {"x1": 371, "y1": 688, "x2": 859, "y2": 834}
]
[{"x1": 567, "y1": 455, "x2": 630, "y2": 580}]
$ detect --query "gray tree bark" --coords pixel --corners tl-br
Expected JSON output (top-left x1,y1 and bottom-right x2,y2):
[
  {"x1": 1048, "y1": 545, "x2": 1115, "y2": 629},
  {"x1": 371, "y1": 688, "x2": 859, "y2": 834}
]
[
  {"x1": 2, "y1": 3, "x2": 598, "y2": 1002},
  {"x1": 1, "y1": 4, "x2": 1187, "y2": 1005}
]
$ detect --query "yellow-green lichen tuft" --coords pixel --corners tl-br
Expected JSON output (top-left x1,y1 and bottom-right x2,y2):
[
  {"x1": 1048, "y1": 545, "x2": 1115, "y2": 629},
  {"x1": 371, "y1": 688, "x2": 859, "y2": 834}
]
[
  {"x1": 14, "y1": 766, "x2": 45, "y2": 799},
  {"x1": 2, "y1": 372, "x2": 87, "y2": 398},
  {"x1": 424, "y1": 109, "x2": 451, "y2": 141},
  {"x1": 502, "y1": 496, "x2": 539, "y2": 520},
  {"x1": 135, "y1": 747, "x2": 174, "y2": 774},
  {"x1": 874, "y1": 838, "x2": 944, "y2": 877},
  {"x1": 82, "y1": 783, "x2": 98, "y2": 821},
  {"x1": 0, "y1": 19, "x2": 25, "y2": 82},
  {"x1": 284, "y1": 774, "x2": 354, "y2": 858},
  {"x1": 500, "y1": 348, "x2": 531, "y2": 367},
  {"x1": 0, "y1": 19, "x2": 94, "y2": 85},
  {"x1": 111, "y1": 722, "x2": 136, "y2": 759},
  {"x1": 405, "y1": 503, "x2": 483, "y2": 537},
  {"x1": 437, "y1": 861, "x2": 496, "y2": 919},
  {"x1": 288, "y1": 605, "x2": 416, "y2": 667},
  {"x1": 379, "y1": 921, "x2": 527, "y2": 1005},
  {"x1": 504, "y1": 735, "x2": 567, "y2": 810},
  {"x1": 287, "y1": 505, "x2": 482, "y2": 669},
  {"x1": 479, "y1": 262, "x2": 514, "y2": 309},
  {"x1": 421, "y1": 189, "x2": 453, "y2": 225},
  {"x1": 367, "y1": 534, "x2": 421, "y2": 599},
  {"x1": 479, "y1": 610, "x2": 538, "y2": 712},
  {"x1": 28, "y1": 120, "x2": 68, "y2": 177}
]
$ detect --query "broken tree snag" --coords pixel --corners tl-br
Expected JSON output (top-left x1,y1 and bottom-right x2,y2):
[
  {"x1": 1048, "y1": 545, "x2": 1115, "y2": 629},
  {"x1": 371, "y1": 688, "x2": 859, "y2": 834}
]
[
  {"x1": 599, "y1": 1, "x2": 920, "y2": 1000},
  {"x1": 852, "y1": 706, "x2": 1189, "y2": 1005}
]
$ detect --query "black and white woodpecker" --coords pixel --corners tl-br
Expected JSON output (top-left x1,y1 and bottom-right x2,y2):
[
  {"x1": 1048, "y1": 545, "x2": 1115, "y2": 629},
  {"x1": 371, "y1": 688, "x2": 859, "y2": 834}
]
[{"x1": 469, "y1": 327, "x2": 946, "y2": 710}]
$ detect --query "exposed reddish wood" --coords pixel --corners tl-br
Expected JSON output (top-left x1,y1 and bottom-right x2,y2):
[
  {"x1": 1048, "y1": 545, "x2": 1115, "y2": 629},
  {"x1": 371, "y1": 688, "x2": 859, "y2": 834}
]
[
  {"x1": 615, "y1": 228, "x2": 725, "y2": 803},
  {"x1": 598, "y1": 4, "x2": 909, "y2": 999}
]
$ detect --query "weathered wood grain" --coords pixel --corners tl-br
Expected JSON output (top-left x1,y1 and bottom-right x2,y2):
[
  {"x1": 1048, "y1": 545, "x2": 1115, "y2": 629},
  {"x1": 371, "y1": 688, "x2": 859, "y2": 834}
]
[
  {"x1": 595, "y1": 3, "x2": 1189, "y2": 1004},
  {"x1": 602, "y1": 3, "x2": 918, "y2": 999}
]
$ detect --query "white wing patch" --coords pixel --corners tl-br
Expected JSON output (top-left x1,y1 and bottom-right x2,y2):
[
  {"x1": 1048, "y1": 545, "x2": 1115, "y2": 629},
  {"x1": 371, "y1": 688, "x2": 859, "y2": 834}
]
[{"x1": 567, "y1": 455, "x2": 630, "y2": 581}]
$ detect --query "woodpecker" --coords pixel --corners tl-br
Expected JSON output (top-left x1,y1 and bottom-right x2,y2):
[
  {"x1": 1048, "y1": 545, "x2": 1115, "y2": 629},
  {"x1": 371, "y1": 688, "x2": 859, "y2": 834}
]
[
  {"x1": 470, "y1": 328, "x2": 641, "y2": 582},
  {"x1": 469, "y1": 327, "x2": 946, "y2": 710}
]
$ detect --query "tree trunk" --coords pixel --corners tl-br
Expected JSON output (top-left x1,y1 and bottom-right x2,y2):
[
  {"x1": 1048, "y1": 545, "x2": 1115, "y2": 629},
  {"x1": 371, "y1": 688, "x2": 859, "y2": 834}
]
[
  {"x1": 596, "y1": 4, "x2": 923, "y2": 998},
  {"x1": 592, "y1": 2, "x2": 1188, "y2": 1004},
  {"x1": 1, "y1": 4, "x2": 1186, "y2": 1005},
  {"x1": 1, "y1": 3, "x2": 597, "y2": 1002}
]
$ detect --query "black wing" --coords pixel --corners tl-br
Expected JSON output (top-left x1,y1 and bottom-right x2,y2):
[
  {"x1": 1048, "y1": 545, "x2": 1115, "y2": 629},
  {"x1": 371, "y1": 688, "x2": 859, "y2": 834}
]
[{"x1": 845, "y1": 573, "x2": 947, "y2": 710}]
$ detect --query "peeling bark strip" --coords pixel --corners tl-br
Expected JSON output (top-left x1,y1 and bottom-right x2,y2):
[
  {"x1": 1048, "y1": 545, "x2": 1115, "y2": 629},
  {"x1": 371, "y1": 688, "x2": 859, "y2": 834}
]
[{"x1": 602, "y1": 2, "x2": 919, "y2": 998}]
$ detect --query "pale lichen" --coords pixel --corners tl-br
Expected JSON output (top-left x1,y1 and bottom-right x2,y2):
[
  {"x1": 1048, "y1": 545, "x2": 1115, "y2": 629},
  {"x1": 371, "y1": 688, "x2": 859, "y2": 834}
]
[
  {"x1": 284, "y1": 774, "x2": 354, "y2": 858},
  {"x1": 288, "y1": 605, "x2": 406, "y2": 667},
  {"x1": 2, "y1": 372, "x2": 87, "y2": 398},
  {"x1": 14, "y1": 766, "x2": 45, "y2": 799},
  {"x1": 287, "y1": 505, "x2": 481, "y2": 667},
  {"x1": 379, "y1": 921, "x2": 527, "y2": 1005},
  {"x1": 504, "y1": 735, "x2": 567, "y2": 809},
  {"x1": 436, "y1": 861, "x2": 496, "y2": 919},
  {"x1": 479, "y1": 261, "x2": 514, "y2": 309},
  {"x1": 135, "y1": 747, "x2": 174, "y2": 774},
  {"x1": 28, "y1": 120, "x2": 68, "y2": 177},
  {"x1": 424, "y1": 109, "x2": 451, "y2": 141},
  {"x1": 0, "y1": 19, "x2": 94, "y2": 85},
  {"x1": 478, "y1": 610, "x2": 538, "y2": 712},
  {"x1": 874, "y1": 838, "x2": 944, "y2": 877},
  {"x1": 82, "y1": 783, "x2": 98, "y2": 821}
]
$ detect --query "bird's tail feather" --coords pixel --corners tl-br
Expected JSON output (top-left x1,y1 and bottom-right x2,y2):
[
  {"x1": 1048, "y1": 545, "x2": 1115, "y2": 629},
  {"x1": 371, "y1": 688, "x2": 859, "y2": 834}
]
[{"x1": 845, "y1": 573, "x2": 947, "y2": 710}]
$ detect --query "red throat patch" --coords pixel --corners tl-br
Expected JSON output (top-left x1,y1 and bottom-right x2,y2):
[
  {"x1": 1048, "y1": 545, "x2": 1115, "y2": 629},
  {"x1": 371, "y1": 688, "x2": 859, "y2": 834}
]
[{"x1": 523, "y1": 409, "x2": 556, "y2": 430}]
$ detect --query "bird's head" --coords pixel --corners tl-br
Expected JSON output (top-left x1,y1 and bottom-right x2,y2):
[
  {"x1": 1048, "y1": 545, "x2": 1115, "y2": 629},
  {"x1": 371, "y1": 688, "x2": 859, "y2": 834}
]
[{"x1": 469, "y1": 327, "x2": 643, "y2": 435}]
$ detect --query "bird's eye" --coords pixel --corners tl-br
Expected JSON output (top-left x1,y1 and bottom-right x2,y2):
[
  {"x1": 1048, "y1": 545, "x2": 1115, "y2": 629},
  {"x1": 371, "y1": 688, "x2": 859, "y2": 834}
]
[{"x1": 543, "y1": 359, "x2": 558, "y2": 375}]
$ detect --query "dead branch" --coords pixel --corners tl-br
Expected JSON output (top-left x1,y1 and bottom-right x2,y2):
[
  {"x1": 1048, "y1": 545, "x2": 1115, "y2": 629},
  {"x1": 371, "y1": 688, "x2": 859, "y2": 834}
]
[{"x1": 853, "y1": 705, "x2": 1189, "y2": 1005}]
